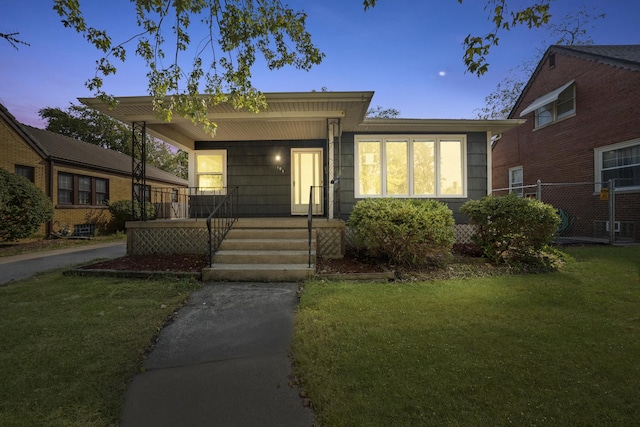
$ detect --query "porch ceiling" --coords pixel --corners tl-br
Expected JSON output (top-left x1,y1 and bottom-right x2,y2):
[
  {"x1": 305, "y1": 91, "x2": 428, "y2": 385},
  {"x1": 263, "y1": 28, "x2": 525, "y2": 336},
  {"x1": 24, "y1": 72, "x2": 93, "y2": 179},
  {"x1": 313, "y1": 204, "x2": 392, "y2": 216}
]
[{"x1": 79, "y1": 92, "x2": 374, "y2": 151}]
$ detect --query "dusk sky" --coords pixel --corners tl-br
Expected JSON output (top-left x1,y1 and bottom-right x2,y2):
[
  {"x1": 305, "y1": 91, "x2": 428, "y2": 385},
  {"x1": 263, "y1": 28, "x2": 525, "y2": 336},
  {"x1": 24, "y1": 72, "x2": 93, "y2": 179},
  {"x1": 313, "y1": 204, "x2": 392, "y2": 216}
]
[{"x1": 1, "y1": 0, "x2": 639, "y2": 128}]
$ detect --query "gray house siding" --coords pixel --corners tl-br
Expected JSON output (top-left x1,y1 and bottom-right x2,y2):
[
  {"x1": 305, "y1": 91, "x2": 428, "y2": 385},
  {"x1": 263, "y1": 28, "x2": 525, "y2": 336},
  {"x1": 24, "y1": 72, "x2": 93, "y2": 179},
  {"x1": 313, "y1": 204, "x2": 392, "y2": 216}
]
[
  {"x1": 195, "y1": 139, "x2": 326, "y2": 217},
  {"x1": 335, "y1": 131, "x2": 488, "y2": 223}
]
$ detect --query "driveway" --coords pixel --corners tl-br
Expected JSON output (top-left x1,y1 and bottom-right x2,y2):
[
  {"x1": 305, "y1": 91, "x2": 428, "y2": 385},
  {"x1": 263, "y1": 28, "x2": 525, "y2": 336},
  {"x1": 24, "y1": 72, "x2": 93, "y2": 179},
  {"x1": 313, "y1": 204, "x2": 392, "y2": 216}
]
[{"x1": 0, "y1": 241, "x2": 126, "y2": 285}]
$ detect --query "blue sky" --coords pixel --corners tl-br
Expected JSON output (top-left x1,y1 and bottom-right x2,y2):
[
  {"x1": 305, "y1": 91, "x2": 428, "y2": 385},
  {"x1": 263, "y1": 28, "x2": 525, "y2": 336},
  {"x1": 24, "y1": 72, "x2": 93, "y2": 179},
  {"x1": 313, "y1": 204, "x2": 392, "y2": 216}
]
[{"x1": 1, "y1": 0, "x2": 639, "y2": 127}]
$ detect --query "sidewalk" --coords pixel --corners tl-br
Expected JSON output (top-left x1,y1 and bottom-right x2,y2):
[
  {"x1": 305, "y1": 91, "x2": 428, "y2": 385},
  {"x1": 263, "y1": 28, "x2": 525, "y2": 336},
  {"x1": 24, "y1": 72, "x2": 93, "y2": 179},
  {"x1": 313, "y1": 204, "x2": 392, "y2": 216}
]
[
  {"x1": 0, "y1": 241, "x2": 126, "y2": 284},
  {"x1": 119, "y1": 281, "x2": 315, "y2": 427}
]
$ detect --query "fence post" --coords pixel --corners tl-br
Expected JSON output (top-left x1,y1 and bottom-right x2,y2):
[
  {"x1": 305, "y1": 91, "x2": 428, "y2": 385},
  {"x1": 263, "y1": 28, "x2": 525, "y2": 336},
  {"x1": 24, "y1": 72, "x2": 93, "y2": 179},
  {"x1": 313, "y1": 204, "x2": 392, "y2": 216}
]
[
  {"x1": 609, "y1": 179, "x2": 616, "y2": 244},
  {"x1": 536, "y1": 179, "x2": 542, "y2": 201}
]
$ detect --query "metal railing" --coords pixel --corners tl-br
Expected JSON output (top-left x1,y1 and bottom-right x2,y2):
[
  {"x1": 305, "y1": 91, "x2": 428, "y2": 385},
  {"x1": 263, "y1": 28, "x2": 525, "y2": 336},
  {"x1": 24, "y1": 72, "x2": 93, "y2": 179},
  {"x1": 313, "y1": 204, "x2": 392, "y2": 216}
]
[{"x1": 206, "y1": 186, "x2": 239, "y2": 267}]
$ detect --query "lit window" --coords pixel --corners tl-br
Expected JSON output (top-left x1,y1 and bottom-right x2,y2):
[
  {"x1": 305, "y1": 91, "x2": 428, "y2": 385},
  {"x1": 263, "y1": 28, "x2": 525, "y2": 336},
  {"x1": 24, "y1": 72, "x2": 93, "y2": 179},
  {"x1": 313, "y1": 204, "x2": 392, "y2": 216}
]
[
  {"x1": 355, "y1": 135, "x2": 466, "y2": 198},
  {"x1": 196, "y1": 150, "x2": 226, "y2": 193}
]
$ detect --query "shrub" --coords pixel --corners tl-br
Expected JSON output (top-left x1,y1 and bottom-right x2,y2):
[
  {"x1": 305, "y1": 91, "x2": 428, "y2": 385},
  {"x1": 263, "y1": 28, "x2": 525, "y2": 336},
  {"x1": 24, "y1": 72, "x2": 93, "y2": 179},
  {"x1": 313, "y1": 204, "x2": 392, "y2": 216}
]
[
  {"x1": 0, "y1": 168, "x2": 53, "y2": 242},
  {"x1": 461, "y1": 194, "x2": 562, "y2": 269},
  {"x1": 107, "y1": 199, "x2": 156, "y2": 231},
  {"x1": 348, "y1": 198, "x2": 455, "y2": 267}
]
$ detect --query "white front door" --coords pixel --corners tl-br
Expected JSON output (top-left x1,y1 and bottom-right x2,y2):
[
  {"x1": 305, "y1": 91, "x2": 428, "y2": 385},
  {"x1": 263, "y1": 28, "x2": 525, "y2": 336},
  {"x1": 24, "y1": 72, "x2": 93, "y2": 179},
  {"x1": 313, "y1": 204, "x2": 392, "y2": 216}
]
[{"x1": 291, "y1": 148, "x2": 323, "y2": 215}]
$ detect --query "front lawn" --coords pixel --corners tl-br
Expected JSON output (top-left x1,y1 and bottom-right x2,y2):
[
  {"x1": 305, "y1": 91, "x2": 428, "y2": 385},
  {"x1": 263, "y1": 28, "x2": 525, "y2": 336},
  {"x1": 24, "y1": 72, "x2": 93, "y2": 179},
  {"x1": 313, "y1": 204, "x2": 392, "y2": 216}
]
[
  {"x1": 0, "y1": 272, "x2": 200, "y2": 427},
  {"x1": 293, "y1": 246, "x2": 640, "y2": 426}
]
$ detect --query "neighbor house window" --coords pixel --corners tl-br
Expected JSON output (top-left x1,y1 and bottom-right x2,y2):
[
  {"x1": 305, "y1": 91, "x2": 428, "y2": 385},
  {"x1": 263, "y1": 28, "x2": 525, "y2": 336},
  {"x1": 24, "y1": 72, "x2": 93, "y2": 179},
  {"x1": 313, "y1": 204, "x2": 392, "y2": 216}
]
[
  {"x1": 58, "y1": 173, "x2": 109, "y2": 206},
  {"x1": 509, "y1": 166, "x2": 524, "y2": 197},
  {"x1": 519, "y1": 80, "x2": 575, "y2": 128},
  {"x1": 134, "y1": 184, "x2": 151, "y2": 202},
  {"x1": 195, "y1": 150, "x2": 227, "y2": 193},
  {"x1": 595, "y1": 139, "x2": 640, "y2": 191},
  {"x1": 15, "y1": 165, "x2": 35, "y2": 182},
  {"x1": 355, "y1": 135, "x2": 466, "y2": 198}
]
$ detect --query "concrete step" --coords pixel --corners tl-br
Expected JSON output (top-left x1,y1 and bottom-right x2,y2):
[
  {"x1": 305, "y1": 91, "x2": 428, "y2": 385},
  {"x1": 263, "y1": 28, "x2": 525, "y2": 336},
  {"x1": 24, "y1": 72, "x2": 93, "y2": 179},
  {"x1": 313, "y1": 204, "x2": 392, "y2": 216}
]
[
  {"x1": 202, "y1": 264, "x2": 315, "y2": 282},
  {"x1": 214, "y1": 250, "x2": 314, "y2": 265},
  {"x1": 220, "y1": 238, "x2": 310, "y2": 251},
  {"x1": 226, "y1": 228, "x2": 312, "y2": 240}
]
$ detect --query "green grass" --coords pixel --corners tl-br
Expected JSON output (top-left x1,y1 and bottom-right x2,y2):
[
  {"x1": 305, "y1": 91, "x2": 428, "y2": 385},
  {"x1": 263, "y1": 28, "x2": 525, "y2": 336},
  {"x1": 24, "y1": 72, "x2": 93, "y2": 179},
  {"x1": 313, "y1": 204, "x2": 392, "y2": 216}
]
[
  {"x1": 0, "y1": 272, "x2": 200, "y2": 427},
  {"x1": 0, "y1": 233, "x2": 126, "y2": 257},
  {"x1": 293, "y1": 246, "x2": 640, "y2": 426}
]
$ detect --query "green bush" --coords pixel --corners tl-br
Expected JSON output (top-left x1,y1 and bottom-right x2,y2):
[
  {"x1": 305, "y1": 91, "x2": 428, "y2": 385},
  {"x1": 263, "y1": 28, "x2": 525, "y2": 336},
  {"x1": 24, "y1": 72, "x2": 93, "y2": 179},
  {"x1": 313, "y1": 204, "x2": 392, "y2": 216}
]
[
  {"x1": 0, "y1": 168, "x2": 53, "y2": 242},
  {"x1": 107, "y1": 199, "x2": 156, "y2": 231},
  {"x1": 348, "y1": 198, "x2": 455, "y2": 267},
  {"x1": 461, "y1": 194, "x2": 562, "y2": 268}
]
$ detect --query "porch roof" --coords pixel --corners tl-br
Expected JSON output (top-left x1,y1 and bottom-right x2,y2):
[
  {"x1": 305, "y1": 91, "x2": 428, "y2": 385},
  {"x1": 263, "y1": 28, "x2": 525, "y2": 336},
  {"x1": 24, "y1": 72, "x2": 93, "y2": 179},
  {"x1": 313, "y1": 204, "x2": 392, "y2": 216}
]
[
  {"x1": 79, "y1": 91, "x2": 525, "y2": 151},
  {"x1": 79, "y1": 91, "x2": 374, "y2": 151}
]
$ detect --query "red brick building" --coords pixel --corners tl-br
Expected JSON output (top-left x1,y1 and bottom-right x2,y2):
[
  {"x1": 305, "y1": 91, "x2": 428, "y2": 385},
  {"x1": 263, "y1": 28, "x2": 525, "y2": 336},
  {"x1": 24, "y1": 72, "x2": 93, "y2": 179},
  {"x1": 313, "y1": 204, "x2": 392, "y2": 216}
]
[{"x1": 492, "y1": 45, "x2": 640, "y2": 242}]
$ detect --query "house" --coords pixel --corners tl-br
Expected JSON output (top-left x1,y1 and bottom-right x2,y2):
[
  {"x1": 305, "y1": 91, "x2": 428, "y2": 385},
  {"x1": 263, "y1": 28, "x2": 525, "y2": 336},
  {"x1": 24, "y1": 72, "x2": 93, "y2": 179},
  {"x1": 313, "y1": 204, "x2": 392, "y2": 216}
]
[
  {"x1": 81, "y1": 91, "x2": 523, "y2": 223},
  {"x1": 0, "y1": 102, "x2": 188, "y2": 238},
  {"x1": 491, "y1": 45, "x2": 640, "y2": 242},
  {"x1": 79, "y1": 91, "x2": 523, "y2": 270}
]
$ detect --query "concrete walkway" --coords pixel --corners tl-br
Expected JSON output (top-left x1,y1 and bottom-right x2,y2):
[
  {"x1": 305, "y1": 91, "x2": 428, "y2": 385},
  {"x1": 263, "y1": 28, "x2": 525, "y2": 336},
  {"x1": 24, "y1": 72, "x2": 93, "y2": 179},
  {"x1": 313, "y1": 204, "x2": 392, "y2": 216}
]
[
  {"x1": 0, "y1": 241, "x2": 126, "y2": 285},
  {"x1": 119, "y1": 282, "x2": 315, "y2": 427}
]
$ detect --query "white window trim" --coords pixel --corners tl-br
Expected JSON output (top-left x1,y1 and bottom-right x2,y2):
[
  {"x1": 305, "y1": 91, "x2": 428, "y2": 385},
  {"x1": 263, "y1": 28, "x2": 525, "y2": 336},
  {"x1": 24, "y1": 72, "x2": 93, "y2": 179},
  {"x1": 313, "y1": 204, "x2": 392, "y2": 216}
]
[
  {"x1": 594, "y1": 138, "x2": 640, "y2": 193},
  {"x1": 189, "y1": 149, "x2": 227, "y2": 194},
  {"x1": 354, "y1": 134, "x2": 467, "y2": 199},
  {"x1": 508, "y1": 166, "x2": 524, "y2": 197}
]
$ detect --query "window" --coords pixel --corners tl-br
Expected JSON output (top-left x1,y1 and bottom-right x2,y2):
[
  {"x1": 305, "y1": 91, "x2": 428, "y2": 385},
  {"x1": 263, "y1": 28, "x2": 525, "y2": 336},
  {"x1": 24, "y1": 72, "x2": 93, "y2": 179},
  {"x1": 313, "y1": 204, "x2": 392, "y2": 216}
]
[
  {"x1": 134, "y1": 184, "x2": 151, "y2": 202},
  {"x1": 96, "y1": 179, "x2": 108, "y2": 204},
  {"x1": 15, "y1": 165, "x2": 35, "y2": 182},
  {"x1": 78, "y1": 176, "x2": 91, "y2": 205},
  {"x1": 58, "y1": 173, "x2": 73, "y2": 204},
  {"x1": 595, "y1": 139, "x2": 640, "y2": 191},
  {"x1": 57, "y1": 173, "x2": 109, "y2": 206},
  {"x1": 519, "y1": 80, "x2": 575, "y2": 128},
  {"x1": 509, "y1": 166, "x2": 524, "y2": 197},
  {"x1": 195, "y1": 150, "x2": 227, "y2": 193},
  {"x1": 355, "y1": 135, "x2": 466, "y2": 198}
]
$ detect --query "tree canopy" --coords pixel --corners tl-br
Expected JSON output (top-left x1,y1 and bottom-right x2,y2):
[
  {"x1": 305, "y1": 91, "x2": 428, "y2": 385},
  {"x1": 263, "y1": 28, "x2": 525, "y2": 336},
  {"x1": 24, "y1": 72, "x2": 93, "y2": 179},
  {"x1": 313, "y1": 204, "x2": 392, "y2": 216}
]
[{"x1": 6, "y1": 1, "x2": 553, "y2": 132}]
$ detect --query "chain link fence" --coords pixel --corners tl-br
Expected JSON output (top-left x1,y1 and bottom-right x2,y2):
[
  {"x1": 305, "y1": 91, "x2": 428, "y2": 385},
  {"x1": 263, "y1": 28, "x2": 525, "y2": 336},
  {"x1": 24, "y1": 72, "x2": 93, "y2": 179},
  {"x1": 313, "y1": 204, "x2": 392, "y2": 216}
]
[{"x1": 493, "y1": 180, "x2": 640, "y2": 244}]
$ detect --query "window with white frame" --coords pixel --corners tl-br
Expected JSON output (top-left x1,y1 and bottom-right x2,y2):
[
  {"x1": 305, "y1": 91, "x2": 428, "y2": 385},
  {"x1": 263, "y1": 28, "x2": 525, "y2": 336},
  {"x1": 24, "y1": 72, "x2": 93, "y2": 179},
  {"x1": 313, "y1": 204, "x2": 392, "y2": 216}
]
[
  {"x1": 509, "y1": 166, "x2": 523, "y2": 197},
  {"x1": 595, "y1": 139, "x2": 640, "y2": 191},
  {"x1": 355, "y1": 135, "x2": 466, "y2": 198},
  {"x1": 195, "y1": 150, "x2": 227, "y2": 193},
  {"x1": 535, "y1": 82, "x2": 575, "y2": 127}
]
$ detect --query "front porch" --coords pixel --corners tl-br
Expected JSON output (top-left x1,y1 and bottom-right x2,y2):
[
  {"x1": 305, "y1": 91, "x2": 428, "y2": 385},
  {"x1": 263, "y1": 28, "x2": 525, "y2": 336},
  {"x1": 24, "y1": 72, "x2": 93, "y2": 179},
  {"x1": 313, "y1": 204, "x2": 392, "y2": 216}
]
[{"x1": 126, "y1": 217, "x2": 345, "y2": 281}]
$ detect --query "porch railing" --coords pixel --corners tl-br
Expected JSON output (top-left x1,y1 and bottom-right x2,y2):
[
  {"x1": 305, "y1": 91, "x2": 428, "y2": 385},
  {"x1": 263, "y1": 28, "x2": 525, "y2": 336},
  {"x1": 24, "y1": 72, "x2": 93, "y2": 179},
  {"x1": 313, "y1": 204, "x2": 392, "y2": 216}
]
[
  {"x1": 145, "y1": 187, "x2": 233, "y2": 220},
  {"x1": 206, "y1": 186, "x2": 239, "y2": 267}
]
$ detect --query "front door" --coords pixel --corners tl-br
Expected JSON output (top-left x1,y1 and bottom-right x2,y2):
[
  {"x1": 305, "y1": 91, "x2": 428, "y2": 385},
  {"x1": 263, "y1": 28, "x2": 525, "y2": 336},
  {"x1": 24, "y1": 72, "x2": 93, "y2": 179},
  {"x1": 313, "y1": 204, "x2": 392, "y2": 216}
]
[{"x1": 291, "y1": 148, "x2": 323, "y2": 215}]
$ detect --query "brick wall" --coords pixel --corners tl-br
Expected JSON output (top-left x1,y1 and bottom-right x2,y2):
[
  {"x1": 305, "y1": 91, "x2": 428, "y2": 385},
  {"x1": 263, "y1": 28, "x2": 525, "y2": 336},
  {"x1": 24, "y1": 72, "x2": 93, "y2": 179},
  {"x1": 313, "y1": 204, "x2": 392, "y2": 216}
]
[
  {"x1": 2, "y1": 115, "x2": 184, "y2": 237},
  {"x1": 492, "y1": 51, "x2": 640, "y2": 189}
]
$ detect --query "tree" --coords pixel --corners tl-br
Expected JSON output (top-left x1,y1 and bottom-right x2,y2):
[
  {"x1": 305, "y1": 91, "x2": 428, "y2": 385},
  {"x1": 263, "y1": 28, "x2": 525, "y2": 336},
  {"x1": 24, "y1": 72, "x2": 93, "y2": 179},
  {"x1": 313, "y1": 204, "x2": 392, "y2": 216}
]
[
  {"x1": 366, "y1": 106, "x2": 401, "y2": 119},
  {"x1": 0, "y1": 168, "x2": 53, "y2": 242},
  {"x1": 51, "y1": 1, "x2": 553, "y2": 132},
  {"x1": 39, "y1": 104, "x2": 188, "y2": 179},
  {"x1": 0, "y1": 32, "x2": 29, "y2": 49},
  {"x1": 477, "y1": 7, "x2": 605, "y2": 120}
]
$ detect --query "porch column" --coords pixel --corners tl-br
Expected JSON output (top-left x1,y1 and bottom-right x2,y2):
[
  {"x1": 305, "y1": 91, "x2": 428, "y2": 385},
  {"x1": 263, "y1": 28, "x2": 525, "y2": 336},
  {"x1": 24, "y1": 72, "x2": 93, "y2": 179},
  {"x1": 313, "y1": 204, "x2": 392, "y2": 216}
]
[
  {"x1": 327, "y1": 120, "x2": 340, "y2": 220},
  {"x1": 132, "y1": 121, "x2": 147, "y2": 221}
]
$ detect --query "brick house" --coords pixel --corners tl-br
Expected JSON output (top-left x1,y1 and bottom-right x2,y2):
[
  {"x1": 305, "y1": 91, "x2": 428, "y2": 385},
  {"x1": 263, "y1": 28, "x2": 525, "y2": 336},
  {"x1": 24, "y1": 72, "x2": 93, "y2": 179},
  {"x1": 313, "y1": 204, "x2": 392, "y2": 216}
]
[
  {"x1": 492, "y1": 45, "x2": 640, "y2": 242},
  {"x1": 1, "y1": 102, "x2": 187, "y2": 237}
]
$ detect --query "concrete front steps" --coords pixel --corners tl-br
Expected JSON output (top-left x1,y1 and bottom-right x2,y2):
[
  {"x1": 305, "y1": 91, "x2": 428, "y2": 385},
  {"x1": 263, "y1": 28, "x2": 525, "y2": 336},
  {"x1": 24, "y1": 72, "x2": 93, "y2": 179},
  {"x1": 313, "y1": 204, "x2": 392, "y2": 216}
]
[{"x1": 201, "y1": 218, "x2": 316, "y2": 282}]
